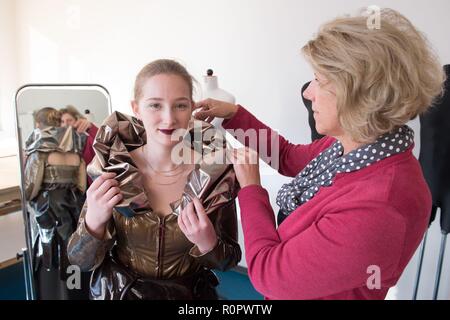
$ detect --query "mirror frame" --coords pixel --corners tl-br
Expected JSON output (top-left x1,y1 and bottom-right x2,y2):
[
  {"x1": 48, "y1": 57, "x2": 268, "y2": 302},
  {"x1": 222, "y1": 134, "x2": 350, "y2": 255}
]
[{"x1": 14, "y1": 83, "x2": 112, "y2": 300}]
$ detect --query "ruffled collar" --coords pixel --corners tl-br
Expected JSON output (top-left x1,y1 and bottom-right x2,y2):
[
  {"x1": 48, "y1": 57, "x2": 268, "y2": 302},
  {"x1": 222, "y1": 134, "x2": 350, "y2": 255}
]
[
  {"x1": 25, "y1": 126, "x2": 87, "y2": 155},
  {"x1": 87, "y1": 111, "x2": 238, "y2": 217}
]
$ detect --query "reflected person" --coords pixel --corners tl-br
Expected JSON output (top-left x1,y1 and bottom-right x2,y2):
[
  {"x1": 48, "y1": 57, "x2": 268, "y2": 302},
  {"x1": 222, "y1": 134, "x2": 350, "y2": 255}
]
[
  {"x1": 24, "y1": 107, "x2": 90, "y2": 300},
  {"x1": 60, "y1": 105, "x2": 99, "y2": 167}
]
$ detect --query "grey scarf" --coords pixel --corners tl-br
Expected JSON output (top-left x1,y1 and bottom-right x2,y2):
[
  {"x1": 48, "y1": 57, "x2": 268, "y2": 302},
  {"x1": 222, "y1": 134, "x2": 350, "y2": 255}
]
[{"x1": 276, "y1": 125, "x2": 414, "y2": 217}]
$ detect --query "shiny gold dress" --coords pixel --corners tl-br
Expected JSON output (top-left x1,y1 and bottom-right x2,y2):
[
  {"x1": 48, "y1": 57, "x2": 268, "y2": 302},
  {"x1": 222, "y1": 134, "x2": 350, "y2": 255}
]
[{"x1": 67, "y1": 112, "x2": 241, "y2": 300}]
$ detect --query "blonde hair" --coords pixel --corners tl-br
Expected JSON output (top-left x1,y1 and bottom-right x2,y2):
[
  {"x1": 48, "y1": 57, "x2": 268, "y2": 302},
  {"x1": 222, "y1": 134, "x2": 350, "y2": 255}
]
[
  {"x1": 34, "y1": 107, "x2": 61, "y2": 128},
  {"x1": 60, "y1": 105, "x2": 85, "y2": 121},
  {"x1": 134, "y1": 59, "x2": 196, "y2": 101},
  {"x1": 302, "y1": 8, "x2": 446, "y2": 143}
]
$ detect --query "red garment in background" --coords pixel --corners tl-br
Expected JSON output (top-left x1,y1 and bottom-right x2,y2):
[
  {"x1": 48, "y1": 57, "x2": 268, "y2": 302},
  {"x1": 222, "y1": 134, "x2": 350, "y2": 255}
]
[{"x1": 82, "y1": 124, "x2": 98, "y2": 186}]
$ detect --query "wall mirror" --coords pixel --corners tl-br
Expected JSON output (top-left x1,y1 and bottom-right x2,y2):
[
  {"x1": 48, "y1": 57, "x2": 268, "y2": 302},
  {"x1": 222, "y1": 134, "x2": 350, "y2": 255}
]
[{"x1": 15, "y1": 84, "x2": 111, "y2": 300}]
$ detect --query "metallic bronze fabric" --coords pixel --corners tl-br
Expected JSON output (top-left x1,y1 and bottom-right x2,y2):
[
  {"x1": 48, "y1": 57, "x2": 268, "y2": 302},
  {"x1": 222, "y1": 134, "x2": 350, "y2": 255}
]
[
  {"x1": 24, "y1": 126, "x2": 87, "y2": 200},
  {"x1": 24, "y1": 125, "x2": 89, "y2": 299},
  {"x1": 89, "y1": 252, "x2": 219, "y2": 300},
  {"x1": 25, "y1": 125, "x2": 87, "y2": 155},
  {"x1": 67, "y1": 112, "x2": 241, "y2": 299}
]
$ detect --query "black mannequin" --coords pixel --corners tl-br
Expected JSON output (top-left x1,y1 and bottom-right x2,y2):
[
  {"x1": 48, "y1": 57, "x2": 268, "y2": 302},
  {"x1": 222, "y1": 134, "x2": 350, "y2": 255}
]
[
  {"x1": 413, "y1": 64, "x2": 449, "y2": 300},
  {"x1": 419, "y1": 65, "x2": 450, "y2": 233},
  {"x1": 301, "y1": 82, "x2": 324, "y2": 142}
]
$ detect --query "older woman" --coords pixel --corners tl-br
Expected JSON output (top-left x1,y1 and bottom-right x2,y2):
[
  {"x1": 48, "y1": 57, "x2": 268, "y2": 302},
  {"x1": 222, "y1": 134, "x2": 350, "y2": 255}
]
[
  {"x1": 192, "y1": 8, "x2": 446, "y2": 299},
  {"x1": 60, "y1": 106, "x2": 98, "y2": 163}
]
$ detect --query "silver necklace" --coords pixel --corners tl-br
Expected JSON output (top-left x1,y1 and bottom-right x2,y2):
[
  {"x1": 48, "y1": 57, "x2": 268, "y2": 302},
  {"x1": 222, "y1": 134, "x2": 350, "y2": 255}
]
[{"x1": 141, "y1": 146, "x2": 186, "y2": 185}]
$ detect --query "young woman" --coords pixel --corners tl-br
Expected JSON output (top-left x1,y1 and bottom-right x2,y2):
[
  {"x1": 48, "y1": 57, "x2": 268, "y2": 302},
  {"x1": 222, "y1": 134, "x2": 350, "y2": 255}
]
[{"x1": 67, "y1": 59, "x2": 241, "y2": 300}]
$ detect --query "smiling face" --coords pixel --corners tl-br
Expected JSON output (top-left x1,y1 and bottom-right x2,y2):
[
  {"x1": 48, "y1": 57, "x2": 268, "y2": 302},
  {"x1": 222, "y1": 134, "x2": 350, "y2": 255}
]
[
  {"x1": 131, "y1": 73, "x2": 193, "y2": 147},
  {"x1": 303, "y1": 72, "x2": 344, "y2": 138}
]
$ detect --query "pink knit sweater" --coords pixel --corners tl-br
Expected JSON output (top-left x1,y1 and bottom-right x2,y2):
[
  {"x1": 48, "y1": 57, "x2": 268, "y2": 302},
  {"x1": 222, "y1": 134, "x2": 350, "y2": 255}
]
[{"x1": 223, "y1": 106, "x2": 431, "y2": 300}]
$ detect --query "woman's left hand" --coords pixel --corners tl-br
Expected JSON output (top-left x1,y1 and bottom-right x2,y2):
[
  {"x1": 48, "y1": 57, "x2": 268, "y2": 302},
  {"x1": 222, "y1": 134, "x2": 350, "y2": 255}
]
[
  {"x1": 178, "y1": 197, "x2": 218, "y2": 254},
  {"x1": 228, "y1": 147, "x2": 261, "y2": 188}
]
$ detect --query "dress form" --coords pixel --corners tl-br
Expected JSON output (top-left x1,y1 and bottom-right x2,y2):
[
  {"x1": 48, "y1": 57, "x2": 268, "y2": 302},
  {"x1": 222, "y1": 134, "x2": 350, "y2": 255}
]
[
  {"x1": 202, "y1": 69, "x2": 239, "y2": 147},
  {"x1": 203, "y1": 69, "x2": 235, "y2": 101},
  {"x1": 202, "y1": 69, "x2": 235, "y2": 127}
]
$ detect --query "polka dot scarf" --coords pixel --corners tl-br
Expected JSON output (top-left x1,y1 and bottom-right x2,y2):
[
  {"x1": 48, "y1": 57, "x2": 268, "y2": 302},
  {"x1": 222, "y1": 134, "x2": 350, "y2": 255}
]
[{"x1": 276, "y1": 125, "x2": 414, "y2": 217}]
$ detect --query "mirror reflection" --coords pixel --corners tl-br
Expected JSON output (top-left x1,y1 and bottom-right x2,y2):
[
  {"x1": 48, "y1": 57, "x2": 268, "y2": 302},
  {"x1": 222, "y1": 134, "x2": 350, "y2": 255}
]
[{"x1": 15, "y1": 85, "x2": 111, "y2": 300}]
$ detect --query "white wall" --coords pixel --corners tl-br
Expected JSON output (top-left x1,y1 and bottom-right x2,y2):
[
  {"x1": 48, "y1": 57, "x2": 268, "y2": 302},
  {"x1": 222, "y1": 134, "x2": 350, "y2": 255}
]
[
  {"x1": 0, "y1": 0, "x2": 19, "y2": 150},
  {"x1": 2, "y1": 0, "x2": 450, "y2": 299}
]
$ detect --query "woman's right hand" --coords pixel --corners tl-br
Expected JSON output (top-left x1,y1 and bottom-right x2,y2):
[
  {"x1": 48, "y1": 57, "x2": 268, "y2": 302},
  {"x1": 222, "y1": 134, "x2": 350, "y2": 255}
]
[
  {"x1": 84, "y1": 172, "x2": 122, "y2": 239},
  {"x1": 73, "y1": 118, "x2": 92, "y2": 134},
  {"x1": 193, "y1": 98, "x2": 239, "y2": 122}
]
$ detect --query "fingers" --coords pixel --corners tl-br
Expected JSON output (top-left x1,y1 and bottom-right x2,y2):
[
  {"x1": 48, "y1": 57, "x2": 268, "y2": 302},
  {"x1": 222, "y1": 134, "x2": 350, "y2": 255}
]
[
  {"x1": 185, "y1": 201, "x2": 199, "y2": 226},
  {"x1": 193, "y1": 98, "x2": 213, "y2": 111},
  {"x1": 192, "y1": 197, "x2": 207, "y2": 223},
  {"x1": 179, "y1": 198, "x2": 206, "y2": 231},
  {"x1": 246, "y1": 147, "x2": 259, "y2": 164},
  {"x1": 106, "y1": 193, "x2": 123, "y2": 207},
  {"x1": 193, "y1": 98, "x2": 218, "y2": 121},
  {"x1": 103, "y1": 186, "x2": 121, "y2": 202},
  {"x1": 74, "y1": 119, "x2": 90, "y2": 133},
  {"x1": 227, "y1": 148, "x2": 247, "y2": 166},
  {"x1": 194, "y1": 109, "x2": 214, "y2": 121},
  {"x1": 192, "y1": 197, "x2": 205, "y2": 214},
  {"x1": 180, "y1": 202, "x2": 193, "y2": 229},
  {"x1": 89, "y1": 172, "x2": 117, "y2": 190},
  {"x1": 78, "y1": 122, "x2": 89, "y2": 133},
  {"x1": 177, "y1": 198, "x2": 216, "y2": 252},
  {"x1": 178, "y1": 213, "x2": 187, "y2": 233},
  {"x1": 78, "y1": 124, "x2": 88, "y2": 133},
  {"x1": 227, "y1": 148, "x2": 237, "y2": 165},
  {"x1": 228, "y1": 148, "x2": 245, "y2": 164},
  {"x1": 193, "y1": 98, "x2": 238, "y2": 121},
  {"x1": 88, "y1": 172, "x2": 120, "y2": 208},
  {"x1": 99, "y1": 180, "x2": 122, "y2": 208},
  {"x1": 96, "y1": 177, "x2": 119, "y2": 195},
  {"x1": 205, "y1": 116, "x2": 215, "y2": 123},
  {"x1": 228, "y1": 147, "x2": 259, "y2": 165}
]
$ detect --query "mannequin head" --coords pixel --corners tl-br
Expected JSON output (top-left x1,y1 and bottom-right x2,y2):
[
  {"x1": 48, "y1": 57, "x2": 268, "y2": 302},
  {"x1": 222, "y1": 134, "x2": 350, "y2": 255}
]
[{"x1": 131, "y1": 59, "x2": 195, "y2": 148}]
